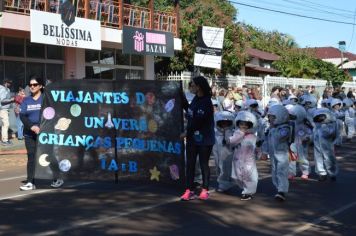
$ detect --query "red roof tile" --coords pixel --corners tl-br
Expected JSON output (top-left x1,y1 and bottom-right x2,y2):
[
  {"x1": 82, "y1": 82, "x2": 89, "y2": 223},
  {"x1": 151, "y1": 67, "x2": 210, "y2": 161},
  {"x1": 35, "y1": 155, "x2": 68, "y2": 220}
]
[
  {"x1": 309, "y1": 47, "x2": 356, "y2": 60},
  {"x1": 245, "y1": 63, "x2": 279, "y2": 73},
  {"x1": 246, "y1": 48, "x2": 279, "y2": 61}
]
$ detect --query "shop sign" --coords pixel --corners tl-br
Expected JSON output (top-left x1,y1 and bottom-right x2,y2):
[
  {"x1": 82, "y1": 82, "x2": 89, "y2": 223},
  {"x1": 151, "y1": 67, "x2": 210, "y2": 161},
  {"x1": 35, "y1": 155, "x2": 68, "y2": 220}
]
[
  {"x1": 194, "y1": 26, "x2": 225, "y2": 69},
  {"x1": 30, "y1": 10, "x2": 101, "y2": 50},
  {"x1": 122, "y1": 26, "x2": 174, "y2": 57}
]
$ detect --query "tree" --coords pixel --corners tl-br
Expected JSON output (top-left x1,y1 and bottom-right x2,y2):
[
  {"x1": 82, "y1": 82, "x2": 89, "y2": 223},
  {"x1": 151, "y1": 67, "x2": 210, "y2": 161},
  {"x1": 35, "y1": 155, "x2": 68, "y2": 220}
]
[
  {"x1": 153, "y1": 0, "x2": 247, "y2": 75},
  {"x1": 273, "y1": 49, "x2": 350, "y2": 86}
]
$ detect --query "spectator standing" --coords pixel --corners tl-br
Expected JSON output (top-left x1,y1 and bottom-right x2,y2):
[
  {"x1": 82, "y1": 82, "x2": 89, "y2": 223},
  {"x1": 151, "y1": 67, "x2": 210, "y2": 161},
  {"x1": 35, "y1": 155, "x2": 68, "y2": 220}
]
[
  {"x1": 180, "y1": 76, "x2": 215, "y2": 201},
  {"x1": 346, "y1": 88, "x2": 355, "y2": 99},
  {"x1": 0, "y1": 79, "x2": 15, "y2": 146},
  {"x1": 310, "y1": 85, "x2": 320, "y2": 100},
  {"x1": 14, "y1": 87, "x2": 26, "y2": 140},
  {"x1": 19, "y1": 76, "x2": 64, "y2": 191}
]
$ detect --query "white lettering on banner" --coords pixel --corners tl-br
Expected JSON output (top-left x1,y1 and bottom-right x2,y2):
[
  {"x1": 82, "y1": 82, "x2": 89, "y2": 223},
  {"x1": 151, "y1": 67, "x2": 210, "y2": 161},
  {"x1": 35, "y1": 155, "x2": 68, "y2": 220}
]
[
  {"x1": 146, "y1": 44, "x2": 167, "y2": 54},
  {"x1": 30, "y1": 10, "x2": 101, "y2": 50}
]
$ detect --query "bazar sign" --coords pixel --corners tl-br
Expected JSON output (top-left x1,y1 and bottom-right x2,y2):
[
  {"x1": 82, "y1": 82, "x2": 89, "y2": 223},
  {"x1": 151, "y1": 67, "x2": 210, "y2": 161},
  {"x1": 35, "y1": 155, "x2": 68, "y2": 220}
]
[
  {"x1": 122, "y1": 26, "x2": 174, "y2": 57},
  {"x1": 30, "y1": 10, "x2": 101, "y2": 50}
]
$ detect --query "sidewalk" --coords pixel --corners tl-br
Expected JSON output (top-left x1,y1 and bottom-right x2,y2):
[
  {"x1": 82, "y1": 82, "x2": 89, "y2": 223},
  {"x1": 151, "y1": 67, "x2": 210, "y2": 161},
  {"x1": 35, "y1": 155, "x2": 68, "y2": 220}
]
[{"x1": 0, "y1": 138, "x2": 27, "y2": 155}]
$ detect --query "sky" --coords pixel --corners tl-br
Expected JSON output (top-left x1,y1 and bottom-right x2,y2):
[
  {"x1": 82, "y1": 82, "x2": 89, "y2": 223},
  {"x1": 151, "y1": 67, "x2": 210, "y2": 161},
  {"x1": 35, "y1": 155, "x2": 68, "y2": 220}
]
[{"x1": 231, "y1": 0, "x2": 356, "y2": 54}]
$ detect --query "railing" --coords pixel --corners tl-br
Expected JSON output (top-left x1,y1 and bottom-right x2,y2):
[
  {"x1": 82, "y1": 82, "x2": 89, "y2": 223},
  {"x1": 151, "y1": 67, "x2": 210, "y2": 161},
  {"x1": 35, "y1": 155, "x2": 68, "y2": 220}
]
[
  {"x1": 157, "y1": 72, "x2": 329, "y2": 107},
  {"x1": 3, "y1": 0, "x2": 178, "y2": 36}
]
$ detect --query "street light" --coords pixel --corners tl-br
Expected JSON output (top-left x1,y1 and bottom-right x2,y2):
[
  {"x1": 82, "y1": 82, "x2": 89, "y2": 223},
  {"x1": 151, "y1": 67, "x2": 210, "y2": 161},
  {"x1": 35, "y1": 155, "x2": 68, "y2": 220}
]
[{"x1": 338, "y1": 41, "x2": 346, "y2": 69}]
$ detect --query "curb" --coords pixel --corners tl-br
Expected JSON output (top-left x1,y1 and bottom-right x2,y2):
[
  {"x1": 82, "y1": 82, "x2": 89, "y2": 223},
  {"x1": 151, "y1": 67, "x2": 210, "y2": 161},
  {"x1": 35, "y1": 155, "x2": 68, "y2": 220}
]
[{"x1": 0, "y1": 149, "x2": 27, "y2": 155}]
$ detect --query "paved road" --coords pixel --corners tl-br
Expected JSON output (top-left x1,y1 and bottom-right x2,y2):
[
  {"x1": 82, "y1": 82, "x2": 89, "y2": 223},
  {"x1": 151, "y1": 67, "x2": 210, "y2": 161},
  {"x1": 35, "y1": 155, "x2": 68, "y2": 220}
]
[{"x1": 0, "y1": 140, "x2": 356, "y2": 236}]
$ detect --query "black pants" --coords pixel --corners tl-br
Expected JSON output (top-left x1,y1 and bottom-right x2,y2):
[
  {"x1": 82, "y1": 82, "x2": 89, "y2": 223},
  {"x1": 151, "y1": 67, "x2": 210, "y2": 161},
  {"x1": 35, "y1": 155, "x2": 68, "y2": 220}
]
[
  {"x1": 186, "y1": 143, "x2": 213, "y2": 190},
  {"x1": 25, "y1": 135, "x2": 60, "y2": 183},
  {"x1": 25, "y1": 135, "x2": 37, "y2": 184}
]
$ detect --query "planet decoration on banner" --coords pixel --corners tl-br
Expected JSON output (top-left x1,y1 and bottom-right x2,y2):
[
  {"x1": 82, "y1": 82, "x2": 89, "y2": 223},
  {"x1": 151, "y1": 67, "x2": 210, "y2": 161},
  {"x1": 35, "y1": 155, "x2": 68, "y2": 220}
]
[
  {"x1": 145, "y1": 92, "x2": 156, "y2": 105},
  {"x1": 55, "y1": 118, "x2": 72, "y2": 131},
  {"x1": 70, "y1": 104, "x2": 82, "y2": 117},
  {"x1": 169, "y1": 164, "x2": 179, "y2": 180},
  {"x1": 148, "y1": 120, "x2": 158, "y2": 133},
  {"x1": 59, "y1": 159, "x2": 71, "y2": 172},
  {"x1": 38, "y1": 154, "x2": 50, "y2": 167},
  {"x1": 43, "y1": 107, "x2": 55, "y2": 120},
  {"x1": 164, "y1": 99, "x2": 175, "y2": 113}
]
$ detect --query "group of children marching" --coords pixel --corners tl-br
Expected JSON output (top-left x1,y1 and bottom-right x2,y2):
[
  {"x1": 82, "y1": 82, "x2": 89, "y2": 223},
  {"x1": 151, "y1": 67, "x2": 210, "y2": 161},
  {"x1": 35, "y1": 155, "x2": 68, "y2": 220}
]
[{"x1": 213, "y1": 93, "x2": 352, "y2": 202}]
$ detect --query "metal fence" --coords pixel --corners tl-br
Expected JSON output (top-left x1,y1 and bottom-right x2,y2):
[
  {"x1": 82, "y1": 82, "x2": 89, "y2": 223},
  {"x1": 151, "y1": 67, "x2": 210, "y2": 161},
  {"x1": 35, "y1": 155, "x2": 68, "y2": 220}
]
[
  {"x1": 342, "y1": 81, "x2": 356, "y2": 91},
  {"x1": 156, "y1": 72, "x2": 328, "y2": 106}
]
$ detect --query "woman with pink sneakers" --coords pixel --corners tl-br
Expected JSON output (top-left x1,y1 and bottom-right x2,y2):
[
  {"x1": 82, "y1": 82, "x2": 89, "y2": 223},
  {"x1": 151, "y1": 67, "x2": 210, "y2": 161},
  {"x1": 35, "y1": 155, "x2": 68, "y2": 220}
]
[{"x1": 180, "y1": 76, "x2": 215, "y2": 201}]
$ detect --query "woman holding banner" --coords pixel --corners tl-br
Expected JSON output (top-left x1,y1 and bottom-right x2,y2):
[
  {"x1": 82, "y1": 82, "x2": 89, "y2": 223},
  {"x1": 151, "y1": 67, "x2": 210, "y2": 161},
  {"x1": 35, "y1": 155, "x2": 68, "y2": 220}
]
[
  {"x1": 180, "y1": 76, "x2": 215, "y2": 201},
  {"x1": 19, "y1": 76, "x2": 63, "y2": 191}
]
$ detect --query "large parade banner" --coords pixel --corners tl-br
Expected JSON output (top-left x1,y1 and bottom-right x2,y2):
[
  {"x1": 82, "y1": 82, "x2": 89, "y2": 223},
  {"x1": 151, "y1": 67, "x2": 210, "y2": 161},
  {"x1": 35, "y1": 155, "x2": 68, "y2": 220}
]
[{"x1": 35, "y1": 80, "x2": 184, "y2": 183}]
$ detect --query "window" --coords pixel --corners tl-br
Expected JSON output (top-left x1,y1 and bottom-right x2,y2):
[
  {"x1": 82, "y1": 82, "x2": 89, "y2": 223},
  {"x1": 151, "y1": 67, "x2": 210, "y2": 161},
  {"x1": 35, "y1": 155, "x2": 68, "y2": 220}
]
[
  {"x1": 47, "y1": 45, "x2": 64, "y2": 60},
  {"x1": 116, "y1": 69, "x2": 143, "y2": 80},
  {"x1": 26, "y1": 40, "x2": 45, "y2": 58},
  {"x1": 46, "y1": 64, "x2": 64, "y2": 82},
  {"x1": 131, "y1": 54, "x2": 144, "y2": 66},
  {"x1": 86, "y1": 50, "x2": 99, "y2": 63},
  {"x1": 26, "y1": 62, "x2": 45, "y2": 82},
  {"x1": 116, "y1": 49, "x2": 130, "y2": 65},
  {"x1": 86, "y1": 66, "x2": 114, "y2": 79},
  {"x1": 4, "y1": 37, "x2": 24, "y2": 57},
  {"x1": 5, "y1": 61, "x2": 25, "y2": 90},
  {"x1": 100, "y1": 49, "x2": 115, "y2": 65}
]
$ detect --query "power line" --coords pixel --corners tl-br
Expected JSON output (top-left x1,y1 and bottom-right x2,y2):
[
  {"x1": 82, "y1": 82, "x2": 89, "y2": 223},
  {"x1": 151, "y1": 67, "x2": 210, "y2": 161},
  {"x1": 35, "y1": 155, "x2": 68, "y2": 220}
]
[
  {"x1": 348, "y1": 8, "x2": 356, "y2": 51},
  {"x1": 249, "y1": 0, "x2": 354, "y2": 19},
  {"x1": 230, "y1": 1, "x2": 356, "y2": 26},
  {"x1": 282, "y1": 0, "x2": 355, "y2": 19},
  {"x1": 296, "y1": 0, "x2": 355, "y2": 14}
]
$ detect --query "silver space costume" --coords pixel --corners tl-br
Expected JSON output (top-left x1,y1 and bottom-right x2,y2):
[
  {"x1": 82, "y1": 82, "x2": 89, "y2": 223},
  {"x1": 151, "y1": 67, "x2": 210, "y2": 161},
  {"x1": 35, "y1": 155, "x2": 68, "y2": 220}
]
[
  {"x1": 342, "y1": 98, "x2": 355, "y2": 139},
  {"x1": 228, "y1": 111, "x2": 258, "y2": 195},
  {"x1": 212, "y1": 111, "x2": 235, "y2": 191},
  {"x1": 262, "y1": 104, "x2": 291, "y2": 193},
  {"x1": 285, "y1": 104, "x2": 312, "y2": 177},
  {"x1": 313, "y1": 108, "x2": 339, "y2": 178},
  {"x1": 330, "y1": 98, "x2": 344, "y2": 146}
]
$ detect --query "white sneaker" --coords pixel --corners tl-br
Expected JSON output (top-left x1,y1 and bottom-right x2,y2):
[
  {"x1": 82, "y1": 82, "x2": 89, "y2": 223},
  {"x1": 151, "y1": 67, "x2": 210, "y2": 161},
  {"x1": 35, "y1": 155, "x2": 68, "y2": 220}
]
[
  {"x1": 51, "y1": 179, "x2": 64, "y2": 188},
  {"x1": 19, "y1": 182, "x2": 36, "y2": 191}
]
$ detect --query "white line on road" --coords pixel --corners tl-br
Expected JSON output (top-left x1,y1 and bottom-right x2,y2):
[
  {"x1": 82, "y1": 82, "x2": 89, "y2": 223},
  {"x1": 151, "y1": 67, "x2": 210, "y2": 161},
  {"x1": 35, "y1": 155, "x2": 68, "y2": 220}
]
[
  {"x1": 37, "y1": 175, "x2": 274, "y2": 235},
  {"x1": 0, "y1": 182, "x2": 94, "y2": 201},
  {"x1": 283, "y1": 201, "x2": 356, "y2": 236},
  {"x1": 0, "y1": 175, "x2": 26, "y2": 182},
  {"x1": 37, "y1": 196, "x2": 181, "y2": 236}
]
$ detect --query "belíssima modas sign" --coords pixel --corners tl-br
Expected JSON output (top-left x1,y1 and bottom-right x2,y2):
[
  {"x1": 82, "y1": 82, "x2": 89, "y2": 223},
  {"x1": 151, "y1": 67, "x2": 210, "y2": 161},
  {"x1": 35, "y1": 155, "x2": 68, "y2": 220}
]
[{"x1": 30, "y1": 10, "x2": 101, "y2": 50}]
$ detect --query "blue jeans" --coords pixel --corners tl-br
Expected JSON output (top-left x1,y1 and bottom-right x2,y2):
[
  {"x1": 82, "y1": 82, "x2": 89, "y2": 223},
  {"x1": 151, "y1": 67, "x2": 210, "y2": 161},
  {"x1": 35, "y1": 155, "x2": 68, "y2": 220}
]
[{"x1": 16, "y1": 116, "x2": 24, "y2": 139}]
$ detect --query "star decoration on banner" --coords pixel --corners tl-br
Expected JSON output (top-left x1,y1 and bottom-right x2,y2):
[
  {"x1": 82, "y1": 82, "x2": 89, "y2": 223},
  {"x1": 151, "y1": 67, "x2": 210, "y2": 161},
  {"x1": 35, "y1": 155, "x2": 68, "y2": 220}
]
[{"x1": 149, "y1": 166, "x2": 161, "y2": 181}]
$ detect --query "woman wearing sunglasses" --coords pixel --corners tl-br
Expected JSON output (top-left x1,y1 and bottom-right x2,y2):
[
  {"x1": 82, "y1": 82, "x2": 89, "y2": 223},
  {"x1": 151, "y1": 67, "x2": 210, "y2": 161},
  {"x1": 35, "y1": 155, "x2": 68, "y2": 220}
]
[{"x1": 19, "y1": 76, "x2": 63, "y2": 190}]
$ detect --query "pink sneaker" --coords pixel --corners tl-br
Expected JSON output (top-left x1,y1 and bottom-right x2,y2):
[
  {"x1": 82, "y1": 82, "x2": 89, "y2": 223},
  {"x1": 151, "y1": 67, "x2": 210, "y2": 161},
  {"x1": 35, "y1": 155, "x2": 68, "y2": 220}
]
[
  {"x1": 301, "y1": 174, "x2": 309, "y2": 180},
  {"x1": 180, "y1": 189, "x2": 196, "y2": 201},
  {"x1": 199, "y1": 188, "x2": 209, "y2": 200}
]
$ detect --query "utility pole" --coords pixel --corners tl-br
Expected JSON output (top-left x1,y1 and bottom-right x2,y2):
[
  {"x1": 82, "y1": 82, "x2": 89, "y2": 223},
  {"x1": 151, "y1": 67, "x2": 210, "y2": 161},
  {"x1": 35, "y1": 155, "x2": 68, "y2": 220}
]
[{"x1": 338, "y1": 41, "x2": 346, "y2": 70}]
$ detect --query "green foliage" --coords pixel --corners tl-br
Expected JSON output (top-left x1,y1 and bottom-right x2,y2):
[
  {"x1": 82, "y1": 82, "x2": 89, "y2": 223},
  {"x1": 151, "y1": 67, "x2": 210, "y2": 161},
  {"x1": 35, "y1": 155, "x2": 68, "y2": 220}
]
[
  {"x1": 273, "y1": 49, "x2": 349, "y2": 86},
  {"x1": 154, "y1": 0, "x2": 246, "y2": 75},
  {"x1": 131, "y1": 1, "x2": 349, "y2": 85}
]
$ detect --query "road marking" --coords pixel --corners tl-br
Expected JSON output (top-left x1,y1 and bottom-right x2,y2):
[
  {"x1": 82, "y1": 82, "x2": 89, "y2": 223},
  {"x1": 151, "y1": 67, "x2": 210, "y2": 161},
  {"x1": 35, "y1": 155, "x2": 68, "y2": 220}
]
[
  {"x1": 36, "y1": 174, "x2": 274, "y2": 235},
  {"x1": 0, "y1": 182, "x2": 94, "y2": 201},
  {"x1": 37, "y1": 196, "x2": 180, "y2": 236},
  {"x1": 0, "y1": 175, "x2": 26, "y2": 182},
  {"x1": 283, "y1": 200, "x2": 356, "y2": 236}
]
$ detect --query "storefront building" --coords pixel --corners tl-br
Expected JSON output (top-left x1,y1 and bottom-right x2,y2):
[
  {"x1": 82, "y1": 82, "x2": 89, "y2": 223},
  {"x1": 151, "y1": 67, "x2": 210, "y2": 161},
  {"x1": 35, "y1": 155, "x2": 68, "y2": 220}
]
[{"x1": 0, "y1": 0, "x2": 182, "y2": 90}]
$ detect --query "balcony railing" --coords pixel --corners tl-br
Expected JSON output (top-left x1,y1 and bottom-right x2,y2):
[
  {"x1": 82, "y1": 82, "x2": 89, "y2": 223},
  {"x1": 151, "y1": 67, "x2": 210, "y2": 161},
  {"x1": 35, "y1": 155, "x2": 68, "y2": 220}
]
[{"x1": 3, "y1": 0, "x2": 178, "y2": 36}]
